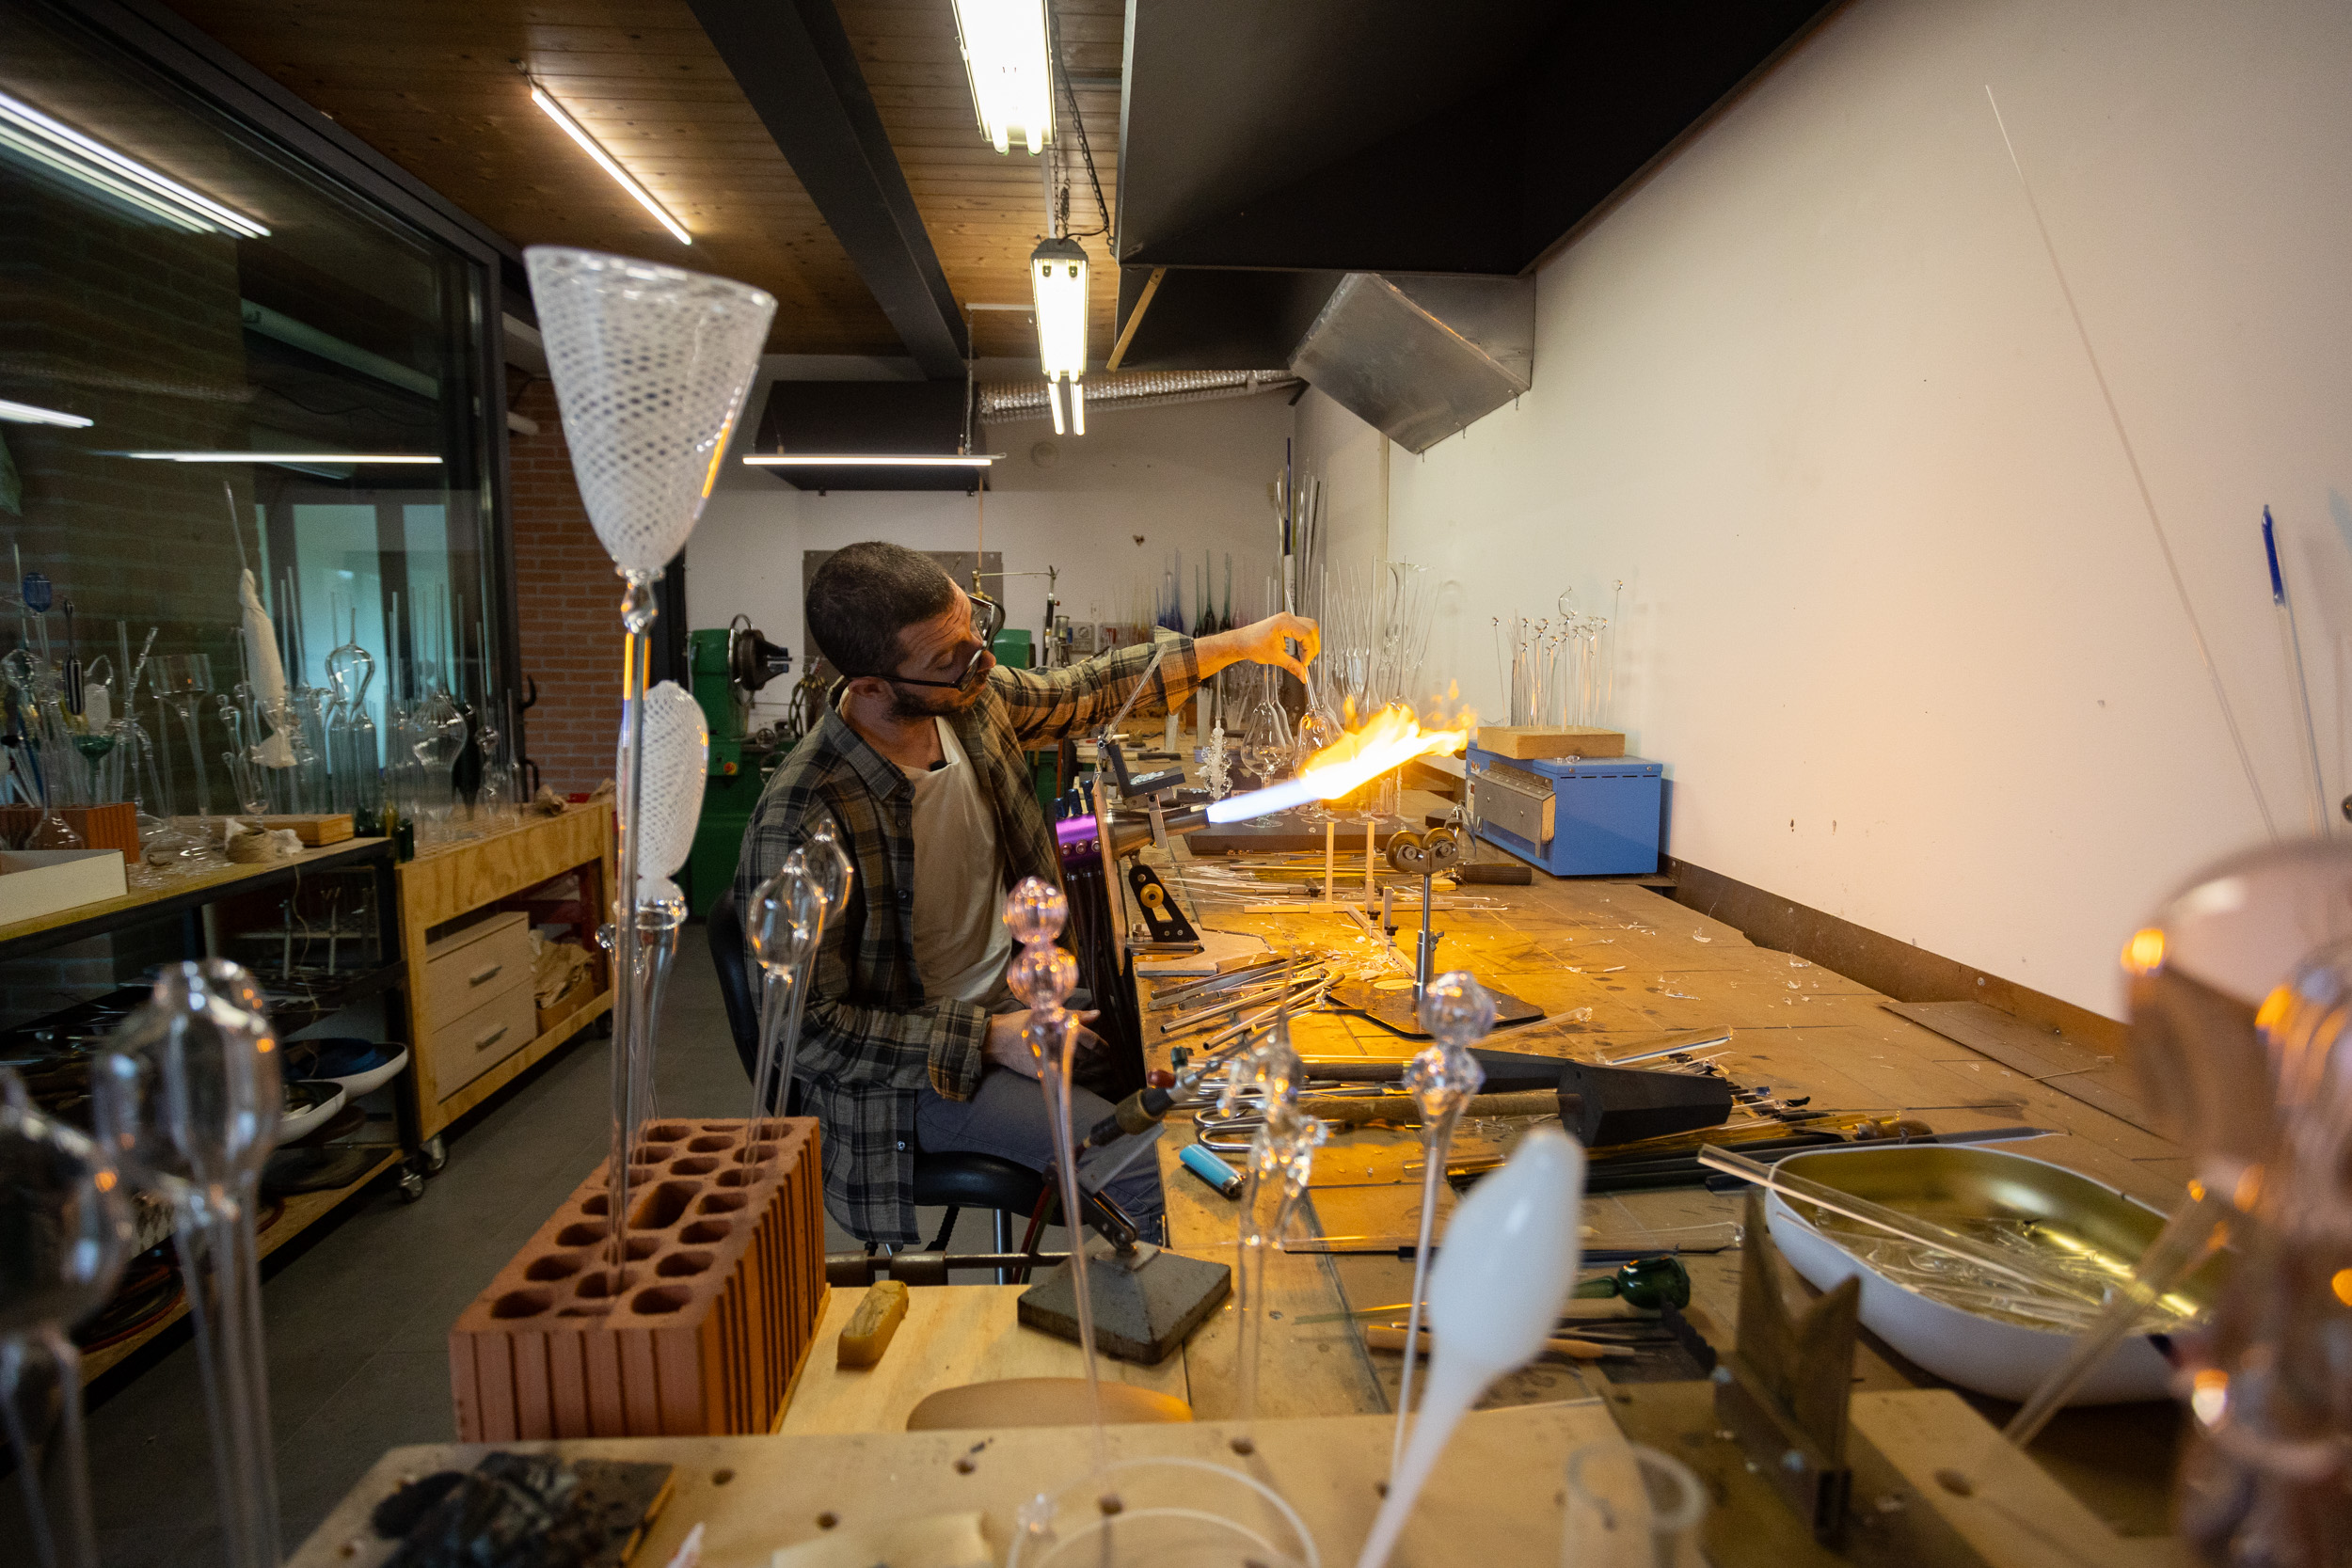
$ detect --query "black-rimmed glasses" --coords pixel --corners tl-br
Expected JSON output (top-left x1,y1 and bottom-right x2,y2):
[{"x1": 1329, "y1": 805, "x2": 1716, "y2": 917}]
[{"x1": 862, "y1": 593, "x2": 1003, "y2": 689}]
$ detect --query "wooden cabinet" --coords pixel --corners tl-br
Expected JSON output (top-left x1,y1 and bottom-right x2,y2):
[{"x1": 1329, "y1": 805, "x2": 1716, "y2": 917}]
[{"x1": 395, "y1": 807, "x2": 615, "y2": 1142}]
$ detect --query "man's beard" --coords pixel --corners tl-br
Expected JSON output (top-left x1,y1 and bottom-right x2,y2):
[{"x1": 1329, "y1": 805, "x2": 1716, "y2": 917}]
[{"x1": 886, "y1": 678, "x2": 982, "y2": 721}]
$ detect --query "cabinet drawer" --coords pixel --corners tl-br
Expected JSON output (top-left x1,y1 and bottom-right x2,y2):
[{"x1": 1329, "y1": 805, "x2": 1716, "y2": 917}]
[
  {"x1": 423, "y1": 911, "x2": 532, "y2": 1032},
  {"x1": 430, "y1": 981, "x2": 539, "y2": 1101}
]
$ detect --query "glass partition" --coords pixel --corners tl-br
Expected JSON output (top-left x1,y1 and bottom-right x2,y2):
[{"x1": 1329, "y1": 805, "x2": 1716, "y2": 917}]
[{"x1": 0, "y1": 0, "x2": 509, "y2": 848}]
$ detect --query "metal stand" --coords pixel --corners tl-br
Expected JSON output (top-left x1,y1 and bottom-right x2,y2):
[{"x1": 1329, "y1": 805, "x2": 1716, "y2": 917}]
[{"x1": 1329, "y1": 826, "x2": 1542, "y2": 1037}]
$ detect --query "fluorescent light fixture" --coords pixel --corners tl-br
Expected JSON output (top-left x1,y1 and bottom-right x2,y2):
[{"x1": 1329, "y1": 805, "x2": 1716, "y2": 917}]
[
  {"x1": 530, "y1": 81, "x2": 691, "y2": 245},
  {"x1": 1031, "y1": 234, "x2": 1088, "y2": 435},
  {"x1": 951, "y1": 0, "x2": 1054, "y2": 154},
  {"x1": 0, "y1": 88, "x2": 268, "y2": 238},
  {"x1": 114, "y1": 451, "x2": 443, "y2": 465},
  {"x1": 0, "y1": 399, "x2": 91, "y2": 428},
  {"x1": 743, "y1": 454, "x2": 996, "y2": 467}
]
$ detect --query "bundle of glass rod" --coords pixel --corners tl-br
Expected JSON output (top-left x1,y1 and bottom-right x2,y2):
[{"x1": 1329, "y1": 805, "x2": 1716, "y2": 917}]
[{"x1": 1496, "y1": 582, "x2": 1621, "y2": 729}]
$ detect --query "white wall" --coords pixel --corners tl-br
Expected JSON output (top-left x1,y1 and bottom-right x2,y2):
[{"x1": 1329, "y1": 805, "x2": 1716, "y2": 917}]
[
  {"x1": 685, "y1": 359, "x2": 1294, "y2": 733},
  {"x1": 1295, "y1": 0, "x2": 2352, "y2": 1019}
]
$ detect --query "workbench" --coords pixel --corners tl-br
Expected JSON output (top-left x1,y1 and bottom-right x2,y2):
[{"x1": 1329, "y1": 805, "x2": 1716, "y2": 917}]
[
  {"x1": 1133, "y1": 803, "x2": 2190, "y2": 1544},
  {"x1": 292, "y1": 793, "x2": 2193, "y2": 1565}
]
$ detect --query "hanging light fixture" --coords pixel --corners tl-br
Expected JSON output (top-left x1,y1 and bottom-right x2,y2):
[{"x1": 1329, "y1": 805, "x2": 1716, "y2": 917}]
[
  {"x1": 530, "y1": 79, "x2": 691, "y2": 245},
  {"x1": 1030, "y1": 234, "x2": 1088, "y2": 436},
  {"x1": 952, "y1": 0, "x2": 1054, "y2": 155}
]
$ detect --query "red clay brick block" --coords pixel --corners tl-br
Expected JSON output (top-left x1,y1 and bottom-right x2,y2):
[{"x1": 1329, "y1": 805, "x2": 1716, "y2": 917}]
[{"x1": 449, "y1": 1117, "x2": 826, "y2": 1439}]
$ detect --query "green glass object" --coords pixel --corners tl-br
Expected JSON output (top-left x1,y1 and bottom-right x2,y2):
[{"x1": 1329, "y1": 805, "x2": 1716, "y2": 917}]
[{"x1": 1573, "y1": 1255, "x2": 1691, "y2": 1309}]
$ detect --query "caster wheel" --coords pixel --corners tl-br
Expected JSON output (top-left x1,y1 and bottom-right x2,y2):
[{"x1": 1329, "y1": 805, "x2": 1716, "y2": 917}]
[
  {"x1": 397, "y1": 1169, "x2": 426, "y2": 1202},
  {"x1": 421, "y1": 1135, "x2": 449, "y2": 1175}
]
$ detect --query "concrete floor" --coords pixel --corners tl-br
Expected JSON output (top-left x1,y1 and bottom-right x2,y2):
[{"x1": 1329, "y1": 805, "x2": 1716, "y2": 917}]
[{"x1": 15, "y1": 922, "x2": 994, "y2": 1568}]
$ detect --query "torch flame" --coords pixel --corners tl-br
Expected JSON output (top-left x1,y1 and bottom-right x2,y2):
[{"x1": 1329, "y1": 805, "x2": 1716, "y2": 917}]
[{"x1": 1205, "y1": 701, "x2": 1472, "y2": 824}]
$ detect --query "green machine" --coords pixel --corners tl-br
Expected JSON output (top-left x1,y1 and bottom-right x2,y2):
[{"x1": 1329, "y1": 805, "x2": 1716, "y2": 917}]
[{"x1": 685, "y1": 618, "x2": 791, "y2": 917}]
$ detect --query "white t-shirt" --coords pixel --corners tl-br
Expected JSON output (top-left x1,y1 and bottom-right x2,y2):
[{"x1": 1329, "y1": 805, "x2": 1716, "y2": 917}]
[{"x1": 908, "y1": 719, "x2": 1013, "y2": 1003}]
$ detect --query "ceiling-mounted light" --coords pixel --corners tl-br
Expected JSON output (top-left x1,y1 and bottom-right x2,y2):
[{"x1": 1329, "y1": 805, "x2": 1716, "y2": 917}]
[
  {"x1": 113, "y1": 451, "x2": 443, "y2": 465},
  {"x1": 1030, "y1": 234, "x2": 1088, "y2": 435},
  {"x1": 0, "y1": 399, "x2": 92, "y2": 428},
  {"x1": 0, "y1": 87, "x2": 269, "y2": 238},
  {"x1": 529, "y1": 80, "x2": 691, "y2": 245},
  {"x1": 743, "y1": 454, "x2": 995, "y2": 467},
  {"x1": 951, "y1": 0, "x2": 1054, "y2": 155}
]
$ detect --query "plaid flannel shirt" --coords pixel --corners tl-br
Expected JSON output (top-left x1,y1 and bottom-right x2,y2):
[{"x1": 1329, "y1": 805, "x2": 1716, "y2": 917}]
[{"x1": 732, "y1": 635, "x2": 1202, "y2": 1244}]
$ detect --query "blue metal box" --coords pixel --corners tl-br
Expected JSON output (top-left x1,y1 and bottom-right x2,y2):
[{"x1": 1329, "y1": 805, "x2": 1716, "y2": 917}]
[{"x1": 1466, "y1": 748, "x2": 1664, "y2": 877}]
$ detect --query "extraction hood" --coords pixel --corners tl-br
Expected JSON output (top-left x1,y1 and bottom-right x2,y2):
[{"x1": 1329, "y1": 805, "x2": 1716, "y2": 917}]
[{"x1": 1287, "y1": 274, "x2": 1534, "y2": 453}]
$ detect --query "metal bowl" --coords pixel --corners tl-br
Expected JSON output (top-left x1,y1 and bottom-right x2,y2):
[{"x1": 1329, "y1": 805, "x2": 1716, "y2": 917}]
[{"x1": 1765, "y1": 1143, "x2": 2221, "y2": 1404}]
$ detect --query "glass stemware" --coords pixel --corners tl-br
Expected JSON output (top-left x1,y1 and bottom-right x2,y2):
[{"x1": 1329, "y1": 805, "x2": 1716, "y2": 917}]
[
  {"x1": 0, "y1": 1069, "x2": 132, "y2": 1568},
  {"x1": 151, "y1": 654, "x2": 215, "y2": 824},
  {"x1": 92, "y1": 962, "x2": 282, "y2": 1568}
]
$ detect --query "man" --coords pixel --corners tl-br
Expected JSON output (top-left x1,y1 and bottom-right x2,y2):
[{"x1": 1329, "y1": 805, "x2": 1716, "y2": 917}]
[{"x1": 733, "y1": 541, "x2": 1316, "y2": 1247}]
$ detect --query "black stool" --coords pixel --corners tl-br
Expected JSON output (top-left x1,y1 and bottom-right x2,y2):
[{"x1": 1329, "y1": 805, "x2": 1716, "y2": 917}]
[{"x1": 708, "y1": 885, "x2": 1046, "y2": 1263}]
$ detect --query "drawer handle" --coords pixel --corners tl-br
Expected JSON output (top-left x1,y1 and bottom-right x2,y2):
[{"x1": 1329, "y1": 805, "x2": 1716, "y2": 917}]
[
  {"x1": 471, "y1": 1022, "x2": 511, "y2": 1053},
  {"x1": 468, "y1": 961, "x2": 504, "y2": 987}
]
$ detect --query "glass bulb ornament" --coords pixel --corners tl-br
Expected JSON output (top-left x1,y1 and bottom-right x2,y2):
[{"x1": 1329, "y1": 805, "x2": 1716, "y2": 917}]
[
  {"x1": 2107, "y1": 839, "x2": 2352, "y2": 1565},
  {"x1": 0, "y1": 1070, "x2": 132, "y2": 1568},
  {"x1": 743, "y1": 852, "x2": 826, "y2": 1149},
  {"x1": 1391, "y1": 972, "x2": 1492, "y2": 1479},
  {"x1": 1000, "y1": 876, "x2": 1106, "y2": 1455},
  {"x1": 805, "y1": 813, "x2": 856, "y2": 914},
  {"x1": 92, "y1": 961, "x2": 283, "y2": 1568},
  {"x1": 1220, "y1": 998, "x2": 1327, "y2": 1433}
]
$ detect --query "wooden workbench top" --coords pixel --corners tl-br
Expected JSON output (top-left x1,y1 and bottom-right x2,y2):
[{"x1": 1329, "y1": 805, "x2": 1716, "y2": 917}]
[{"x1": 1138, "y1": 810, "x2": 2186, "y2": 1534}]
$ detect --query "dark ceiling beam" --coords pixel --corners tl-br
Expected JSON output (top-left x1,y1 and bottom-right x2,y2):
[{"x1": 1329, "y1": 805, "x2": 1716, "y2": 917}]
[{"x1": 686, "y1": 0, "x2": 968, "y2": 377}]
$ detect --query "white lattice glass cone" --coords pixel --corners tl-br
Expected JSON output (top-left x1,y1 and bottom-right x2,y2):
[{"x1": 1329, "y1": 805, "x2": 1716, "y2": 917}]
[
  {"x1": 523, "y1": 248, "x2": 777, "y2": 574},
  {"x1": 627, "y1": 681, "x2": 709, "y2": 883}
]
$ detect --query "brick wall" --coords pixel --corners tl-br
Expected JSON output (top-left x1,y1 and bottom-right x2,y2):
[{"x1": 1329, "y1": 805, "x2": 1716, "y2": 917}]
[{"x1": 507, "y1": 377, "x2": 623, "y2": 796}]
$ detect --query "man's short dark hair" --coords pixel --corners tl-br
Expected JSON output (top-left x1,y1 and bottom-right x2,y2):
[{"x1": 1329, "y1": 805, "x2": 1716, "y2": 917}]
[{"x1": 806, "y1": 541, "x2": 957, "y2": 677}]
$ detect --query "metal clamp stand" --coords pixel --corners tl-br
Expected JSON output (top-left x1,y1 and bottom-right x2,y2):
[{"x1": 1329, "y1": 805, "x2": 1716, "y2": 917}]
[{"x1": 1328, "y1": 827, "x2": 1544, "y2": 1037}]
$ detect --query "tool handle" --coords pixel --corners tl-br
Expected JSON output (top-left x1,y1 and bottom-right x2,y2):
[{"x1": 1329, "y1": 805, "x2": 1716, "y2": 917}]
[
  {"x1": 1365, "y1": 1324, "x2": 1626, "y2": 1360},
  {"x1": 1293, "y1": 1088, "x2": 1571, "y2": 1125}
]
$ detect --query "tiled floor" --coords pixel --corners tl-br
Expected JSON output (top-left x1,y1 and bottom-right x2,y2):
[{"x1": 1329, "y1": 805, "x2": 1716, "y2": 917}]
[{"x1": 14, "y1": 924, "x2": 991, "y2": 1568}]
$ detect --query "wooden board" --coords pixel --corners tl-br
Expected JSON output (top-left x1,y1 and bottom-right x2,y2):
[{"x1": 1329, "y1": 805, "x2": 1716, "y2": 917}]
[
  {"x1": 1883, "y1": 1001, "x2": 2163, "y2": 1137},
  {"x1": 251, "y1": 813, "x2": 355, "y2": 845},
  {"x1": 288, "y1": 1402, "x2": 1632, "y2": 1568},
  {"x1": 778, "y1": 1285, "x2": 1190, "y2": 1435},
  {"x1": 1474, "y1": 725, "x2": 1627, "y2": 759}
]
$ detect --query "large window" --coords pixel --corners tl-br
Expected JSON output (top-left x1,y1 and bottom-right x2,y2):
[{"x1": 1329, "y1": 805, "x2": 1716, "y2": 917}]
[{"x1": 0, "y1": 0, "x2": 504, "y2": 819}]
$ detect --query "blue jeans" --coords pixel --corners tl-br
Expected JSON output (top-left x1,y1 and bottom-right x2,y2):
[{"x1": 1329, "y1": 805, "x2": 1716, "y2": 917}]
[{"x1": 914, "y1": 1068, "x2": 1167, "y2": 1241}]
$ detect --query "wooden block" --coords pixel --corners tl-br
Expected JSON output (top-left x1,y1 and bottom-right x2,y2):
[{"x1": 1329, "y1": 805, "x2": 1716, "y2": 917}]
[
  {"x1": 1474, "y1": 725, "x2": 1626, "y2": 759},
  {"x1": 835, "y1": 1281, "x2": 910, "y2": 1367},
  {"x1": 252, "y1": 813, "x2": 354, "y2": 845},
  {"x1": 446, "y1": 1118, "x2": 825, "y2": 1440}
]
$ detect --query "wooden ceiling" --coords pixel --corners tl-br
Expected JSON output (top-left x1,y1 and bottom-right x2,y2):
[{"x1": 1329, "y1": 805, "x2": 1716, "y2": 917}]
[{"x1": 161, "y1": 0, "x2": 1124, "y2": 361}]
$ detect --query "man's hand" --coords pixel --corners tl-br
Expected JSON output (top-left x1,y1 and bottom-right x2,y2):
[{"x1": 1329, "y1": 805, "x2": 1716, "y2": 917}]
[
  {"x1": 984, "y1": 1008, "x2": 1105, "y2": 1079},
  {"x1": 1200, "y1": 611, "x2": 1320, "y2": 686}
]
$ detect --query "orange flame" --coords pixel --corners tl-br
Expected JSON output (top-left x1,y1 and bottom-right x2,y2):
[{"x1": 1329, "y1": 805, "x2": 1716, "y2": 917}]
[{"x1": 1295, "y1": 701, "x2": 1472, "y2": 802}]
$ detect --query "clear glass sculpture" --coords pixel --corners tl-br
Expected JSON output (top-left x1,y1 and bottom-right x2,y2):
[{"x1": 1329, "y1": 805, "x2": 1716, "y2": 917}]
[
  {"x1": 92, "y1": 961, "x2": 283, "y2": 1568},
  {"x1": 525, "y1": 245, "x2": 773, "y2": 1299},
  {"x1": 0, "y1": 1069, "x2": 132, "y2": 1568}
]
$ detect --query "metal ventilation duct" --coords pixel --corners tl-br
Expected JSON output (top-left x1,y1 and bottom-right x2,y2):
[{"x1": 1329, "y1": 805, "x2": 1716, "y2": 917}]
[
  {"x1": 977, "y1": 367, "x2": 1298, "y2": 424},
  {"x1": 1287, "y1": 274, "x2": 1534, "y2": 453}
]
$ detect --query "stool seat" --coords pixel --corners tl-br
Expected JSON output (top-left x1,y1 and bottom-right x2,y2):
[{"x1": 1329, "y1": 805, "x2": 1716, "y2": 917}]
[{"x1": 913, "y1": 1150, "x2": 1043, "y2": 1215}]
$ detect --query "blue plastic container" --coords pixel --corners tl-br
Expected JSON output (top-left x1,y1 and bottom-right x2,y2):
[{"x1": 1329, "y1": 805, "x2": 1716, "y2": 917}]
[{"x1": 1467, "y1": 748, "x2": 1664, "y2": 877}]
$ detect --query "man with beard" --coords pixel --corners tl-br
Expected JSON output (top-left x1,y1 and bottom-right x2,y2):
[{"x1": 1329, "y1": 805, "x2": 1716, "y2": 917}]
[{"x1": 732, "y1": 541, "x2": 1317, "y2": 1248}]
